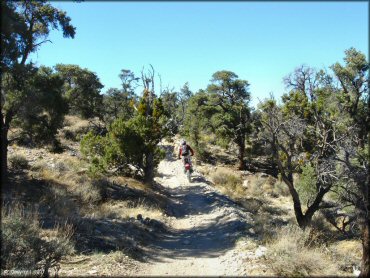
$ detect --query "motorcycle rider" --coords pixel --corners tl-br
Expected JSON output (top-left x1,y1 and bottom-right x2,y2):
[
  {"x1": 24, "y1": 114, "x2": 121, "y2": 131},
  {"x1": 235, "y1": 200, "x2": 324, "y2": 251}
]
[{"x1": 178, "y1": 140, "x2": 194, "y2": 173}]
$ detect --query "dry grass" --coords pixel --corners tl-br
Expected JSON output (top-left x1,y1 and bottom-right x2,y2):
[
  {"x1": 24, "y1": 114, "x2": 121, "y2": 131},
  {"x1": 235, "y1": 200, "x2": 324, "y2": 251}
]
[
  {"x1": 112, "y1": 176, "x2": 151, "y2": 192},
  {"x1": 60, "y1": 115, "x2": 91, "y2": 142},
  {"x1": 30, "y1": 152, "x2": 168, "y2": 222},
  {"x1": 273, "y1": 179, "x2": 290, "y2": 197},
  {"x1": 59, "y1": 250, "x2": 139, "y2": 276},
  {"x1": 328, "y1": 239, "x2": 362, "y2": 273},
  {"x1": 95, "y1": 200, "x2": 164, "y2": 221},
  {"x1": 1, "y1": 201, "x2": 74, "y2": 276},
  {"x1": 210, "y1": 167, "x2": 244, "y2": 198},
  {"x1": 205, "y1": 166, "x2": 295, "y2": 243},
  {"x1": 208, "y1": 168, "x2": 281, "y2": 201},
  {"x1": 266, "y1": 225, "x2": 339, "y2": 277},
  {"x1": 40, "y1": 184, "x2": 81, "y2": 222},
  {"x1": 9, "y1": 154, "x2": 29, "y2": 170},
  {"x1": 4, "y1": 115, "x2": 174, "y2": 276}
]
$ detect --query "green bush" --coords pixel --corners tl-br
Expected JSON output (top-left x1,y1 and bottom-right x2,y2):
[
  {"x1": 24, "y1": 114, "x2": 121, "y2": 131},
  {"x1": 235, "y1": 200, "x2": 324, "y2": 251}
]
[
  {"x1": 1, "y1": 202, "x2": 74, "y2": 276},
  {"x1": 81, "y1": 115, "x2": 167, "y2": 181},
  {"x1": 296, "y1": 164, "x2": 317, "y2": 205},
  {"x1": 9, "y1": 154, "x2": 29, "y2": 170},
  {"x1": 194, "y1": 141, "x2": 211, "y2": 162}
]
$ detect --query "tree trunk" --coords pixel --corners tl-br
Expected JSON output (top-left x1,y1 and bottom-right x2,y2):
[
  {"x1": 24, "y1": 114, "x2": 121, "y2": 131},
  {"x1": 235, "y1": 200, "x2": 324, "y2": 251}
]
[
  {"x1": 144, "y1": 151, "x2": 154, "y2": 184},
  {"x1": 1, "y1": 114, "x2": 9, "y2": 185},
  {"x1": 360, "y1": 165, "x2": 370, "y2": 277},
  {"x1": 281, "y1": 174, "x2": 307, "y2": 228},
  {"x1": 360, "y1": 218, "x2": 370, "y2": 277},
  {"x1": 0, "y1": 113, "x2": 9, "y2": 185},
  {"x1": 237, "y1": 137, "x2": 246, "y2": 170},
  {"x1": 359, "y1": 76, "x2": 370, "y2": 278}
]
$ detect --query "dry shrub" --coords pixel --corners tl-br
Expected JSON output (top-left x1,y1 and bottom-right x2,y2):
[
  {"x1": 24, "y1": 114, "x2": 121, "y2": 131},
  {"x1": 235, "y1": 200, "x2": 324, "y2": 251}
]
[
  {"x1": 266, "y1": 225, "x2": 338, "y2": 276},
  {"x1": 9, "y1": 154, "x2": 29, "y2": 170},
  {"x1": 111, "y1": 251, "x2": 126, "y2": 263},
  {"x1": 244, "y1": 174, "x2": 283, "y2": 199},
  {"x1": 37, "y1": 160, "x2": 101, "y2": 213},
  {"x1": 39, "y1": 168, "x2": 58, "y2": 181},
  {"x1": 96, "y1": 199, "x2": 164, "y2": 221},
  {"x1": 329, "y1": 240, "x2": 361, "y2": 273},
  {"x1": 253, "y1": 211, "x2": 273, "y2": 240},
  {"x1": 40, "y1": 185, "x2": 80, "y2": 222},
  {"x1": 54, "y1": 161, "x2": 70, "y2": 173},
  {"x1": 196, "y1": 165, "x2": 211, "y2": 176},
  {"x1": 307, "y1": 213, "x2": 338, "y2": 245},
  {"x1": 61, "y1": 116, "x2": 100, "y2": 143},
  {"x1": 72, "y1": 179, "x2": 103, "y2": 207},
  {"x1": 243, "y1": 176, "x2": 265, "y2": 196},
  {"x1": 210, "y1": 168, "x2": 244, "y2": 197},
  {"x1": 113, "y1": 176, "x2": 149, "y2": 192},
  {"x1": 1, "y1": 202, "x2": 74, "y2": 277},
  {"x1": 274, "y1": 180, "x2": 290, "y2": 197},
  {"x1": 31, "y1": 160, "x2": 48, "y2": 172}
]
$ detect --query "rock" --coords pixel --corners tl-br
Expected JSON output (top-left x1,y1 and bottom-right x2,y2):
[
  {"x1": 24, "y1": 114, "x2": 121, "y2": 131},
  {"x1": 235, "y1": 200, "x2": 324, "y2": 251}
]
[
  {"x1": 182, "y1": 239, "x2": 191, "y2": 245},
  {"x1": 243, "y1": 180, "x2": 250, "y2": 188},
  {"x1": 353, "y1": 266, "x2": 361, "y2": 276},
  {"x1": 144, "y1": 217, "x2": 151, "y2": 224},
  {"x1": 149, "y1": 219, "x2": 163, "y2": 230},
  {"x1": 94, "y1": 229, "x2": 102, "y2": 235},
  {"x1": 260, "y1": 173, "x2": 269, "y2": 178},
  {"x1": 136, "y1": 214, "x2": 143, "y2": 221},
  {"x1": 255, "y1": 246, "x2": 267, "y2": 258}
]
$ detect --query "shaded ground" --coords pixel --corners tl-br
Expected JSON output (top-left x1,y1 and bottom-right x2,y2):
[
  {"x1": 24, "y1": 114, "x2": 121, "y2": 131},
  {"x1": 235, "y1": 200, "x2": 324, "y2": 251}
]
[
  {"x1": 4, "y1": 141, "x2": 269, "y2": 276},
  {"x1": 133, "y1": 142, "x2": 259, "y2": 276}
]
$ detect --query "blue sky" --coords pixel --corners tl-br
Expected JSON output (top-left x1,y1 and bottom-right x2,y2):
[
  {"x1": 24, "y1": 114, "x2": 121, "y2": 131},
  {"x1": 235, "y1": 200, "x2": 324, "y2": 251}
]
[{"x1": 29, "y1": 1, "x2": 369, "y2": 107}]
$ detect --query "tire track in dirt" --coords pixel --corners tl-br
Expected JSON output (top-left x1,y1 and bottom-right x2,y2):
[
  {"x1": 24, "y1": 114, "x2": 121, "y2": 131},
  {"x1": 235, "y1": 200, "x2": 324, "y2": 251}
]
[{"x1": 136, "y1": 142, "x2": 257, "y2": 276}]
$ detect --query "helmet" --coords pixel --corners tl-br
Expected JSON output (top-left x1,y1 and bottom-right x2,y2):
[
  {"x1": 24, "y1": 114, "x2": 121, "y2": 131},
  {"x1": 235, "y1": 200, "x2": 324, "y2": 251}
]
[{"x1": 181, "y1": 139, "x2": 186, "y2": 145}]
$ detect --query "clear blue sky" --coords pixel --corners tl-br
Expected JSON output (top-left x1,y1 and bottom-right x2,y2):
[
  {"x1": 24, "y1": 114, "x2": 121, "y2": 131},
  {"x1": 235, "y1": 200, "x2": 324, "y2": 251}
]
[{"x1": 29, "y1": 1, "x2": 369, "y2": 107}]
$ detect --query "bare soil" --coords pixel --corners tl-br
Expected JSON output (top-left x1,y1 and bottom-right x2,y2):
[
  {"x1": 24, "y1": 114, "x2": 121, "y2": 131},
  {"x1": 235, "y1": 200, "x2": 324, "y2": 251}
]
[{"x1": 128, "y1": 142, "x2": 270, "y2": 276}]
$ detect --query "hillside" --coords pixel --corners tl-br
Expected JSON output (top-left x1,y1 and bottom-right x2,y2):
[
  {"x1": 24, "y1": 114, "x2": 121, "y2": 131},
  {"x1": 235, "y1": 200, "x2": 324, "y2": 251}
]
[{"x1": 1, "y1": 115, "x2": 362, "y2": 277}]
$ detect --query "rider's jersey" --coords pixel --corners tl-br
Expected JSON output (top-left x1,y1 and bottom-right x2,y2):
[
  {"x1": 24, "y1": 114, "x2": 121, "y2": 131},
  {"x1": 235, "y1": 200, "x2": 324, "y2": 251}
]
[{"x1": 178, "y1": 144, "x2": 194, "y2": 157}]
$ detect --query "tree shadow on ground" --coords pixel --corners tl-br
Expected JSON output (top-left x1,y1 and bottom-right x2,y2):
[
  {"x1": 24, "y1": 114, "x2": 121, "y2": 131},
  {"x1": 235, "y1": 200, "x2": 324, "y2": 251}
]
[
  {"x1": 141, "y1": 174, "x2": 254, "y2": 262},
  {"x1": 1, "y1": 173, "x2": 169, "y2": 261},
  {"x1": 157, "y1": 182, "x2": 243, "y2": 218},
  {"x1": 143, "y1": 214, "x2": 253, "y2": 262},
  {"x1": 2, "y1": 164, "x2": 254, "y2": 264}
]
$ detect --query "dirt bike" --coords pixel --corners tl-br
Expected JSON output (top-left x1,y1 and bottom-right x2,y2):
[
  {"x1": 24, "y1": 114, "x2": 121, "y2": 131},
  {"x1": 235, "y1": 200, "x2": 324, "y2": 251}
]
[{"x1": 182, "y1": 156, "x2": 193, "y2": 182}]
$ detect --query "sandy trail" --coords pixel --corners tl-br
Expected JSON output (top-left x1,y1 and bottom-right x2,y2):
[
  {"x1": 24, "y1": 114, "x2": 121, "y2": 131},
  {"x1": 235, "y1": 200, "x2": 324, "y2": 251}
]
[{"x1": 136, "y1": 143, "x2": 256, "y2": 276}]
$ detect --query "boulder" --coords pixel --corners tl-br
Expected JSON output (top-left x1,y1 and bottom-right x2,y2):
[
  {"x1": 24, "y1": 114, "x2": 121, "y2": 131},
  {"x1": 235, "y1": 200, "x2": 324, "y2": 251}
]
[{"x1": 243, "y1": 180, "x2": 250, "y2": 188}]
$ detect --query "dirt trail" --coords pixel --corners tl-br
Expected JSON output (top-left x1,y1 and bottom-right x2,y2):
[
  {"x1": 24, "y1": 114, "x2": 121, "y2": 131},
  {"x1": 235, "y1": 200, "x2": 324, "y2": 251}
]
[{"x1": 135, "y1": 142, "x2": 262, "y2": 276}]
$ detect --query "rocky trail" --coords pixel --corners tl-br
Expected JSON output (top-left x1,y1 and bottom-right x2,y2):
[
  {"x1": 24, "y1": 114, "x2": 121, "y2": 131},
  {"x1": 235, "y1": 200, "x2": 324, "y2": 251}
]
[{"x1": 132, "y1": 143, "x2": 268, "y2": 276}]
